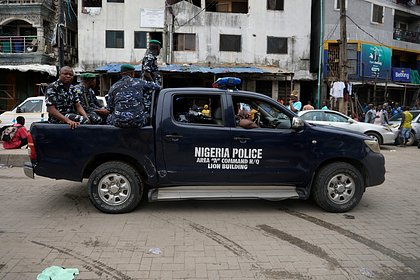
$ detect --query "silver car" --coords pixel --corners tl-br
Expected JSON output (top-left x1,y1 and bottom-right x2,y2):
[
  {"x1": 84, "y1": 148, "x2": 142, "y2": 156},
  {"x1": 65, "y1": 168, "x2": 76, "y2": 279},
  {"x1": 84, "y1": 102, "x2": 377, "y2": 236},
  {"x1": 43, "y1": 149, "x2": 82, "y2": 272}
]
[
  {"x1": 298, "y1": 110, "x2": 399, "y2": 145},
  {"x1": 389, "y1": 110, "x2": 420, "y2": 146}
]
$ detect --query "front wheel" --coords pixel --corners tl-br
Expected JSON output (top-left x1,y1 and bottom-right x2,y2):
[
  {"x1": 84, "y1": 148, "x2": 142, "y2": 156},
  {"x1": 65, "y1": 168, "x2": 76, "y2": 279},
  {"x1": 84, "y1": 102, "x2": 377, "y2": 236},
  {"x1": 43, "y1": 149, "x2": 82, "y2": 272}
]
[
  {"x1": 312, "y1": 162, "x2": 364, "y2": 213},
  {"x1": 365, "y1": 131, "x2": 382, "y2": 145},
  {"x1": 88, "y1": 161, "x2": 143, "y2": 213}
]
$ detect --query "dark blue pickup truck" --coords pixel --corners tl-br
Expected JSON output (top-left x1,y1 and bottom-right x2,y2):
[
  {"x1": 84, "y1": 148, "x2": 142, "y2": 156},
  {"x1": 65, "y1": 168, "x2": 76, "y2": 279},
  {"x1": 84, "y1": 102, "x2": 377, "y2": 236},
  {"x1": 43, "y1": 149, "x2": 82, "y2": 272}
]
[{"x1": 24, "y1": 87, "x2": 385, "y2": 214}]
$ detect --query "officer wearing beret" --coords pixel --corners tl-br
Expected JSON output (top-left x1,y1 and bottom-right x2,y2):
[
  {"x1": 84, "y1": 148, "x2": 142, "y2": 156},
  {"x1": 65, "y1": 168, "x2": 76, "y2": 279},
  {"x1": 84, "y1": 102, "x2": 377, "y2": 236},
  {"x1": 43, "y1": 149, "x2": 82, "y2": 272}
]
[
  {"x1": 141, "y1": 39, "x2": 162, "y2": 119},
  {"x1": 73, "y1": 73, "x2": 108, "y2": 124},
  {"x1": 106, "y1": 64, "x2": 160, "y2": 128},
  {"x1": 45, "y1": 66, "x2": 90, "y2": 129}
]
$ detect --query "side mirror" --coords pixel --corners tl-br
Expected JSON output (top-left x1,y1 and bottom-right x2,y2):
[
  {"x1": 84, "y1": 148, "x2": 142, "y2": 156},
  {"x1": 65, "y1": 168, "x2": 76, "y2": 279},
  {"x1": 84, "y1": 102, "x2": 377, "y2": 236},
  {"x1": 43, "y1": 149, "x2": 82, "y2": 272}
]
[
  {"x1": 348, "y1": 118, "x2": 355, "y2": 124},
  {"x1": 16, "y1": 106, "x2": 22, "y2": 113},
  {"x1": 292, "y1": 117, "x2": 304, "y2": 130}
]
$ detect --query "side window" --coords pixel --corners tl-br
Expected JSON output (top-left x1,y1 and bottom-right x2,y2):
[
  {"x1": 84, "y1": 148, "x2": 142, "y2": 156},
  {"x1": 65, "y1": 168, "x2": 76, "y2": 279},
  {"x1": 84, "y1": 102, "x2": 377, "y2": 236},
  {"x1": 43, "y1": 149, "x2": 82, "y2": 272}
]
[
  {"x1": 326, "y1": 112, "x2": 347, "y2": 122},
  {"x1": 232, "y1": 96, "x2": 291, "y2": 129},
  {"x1": 18, "y1": 99, "x2": 43, "y2": 113},
  {"x1": 301, "y1": 112, "x2": 323, "y2": 121},
  {"x1": 172, "y1": 94, "x2": 223, "y2": 126}
]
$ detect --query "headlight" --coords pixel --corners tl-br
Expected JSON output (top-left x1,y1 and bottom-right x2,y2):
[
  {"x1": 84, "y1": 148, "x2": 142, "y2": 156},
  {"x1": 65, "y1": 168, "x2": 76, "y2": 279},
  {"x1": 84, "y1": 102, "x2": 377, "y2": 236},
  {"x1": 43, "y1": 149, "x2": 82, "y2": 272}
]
[{"x1": 364, "y1": 140, "x2": 381, "y2": 153}]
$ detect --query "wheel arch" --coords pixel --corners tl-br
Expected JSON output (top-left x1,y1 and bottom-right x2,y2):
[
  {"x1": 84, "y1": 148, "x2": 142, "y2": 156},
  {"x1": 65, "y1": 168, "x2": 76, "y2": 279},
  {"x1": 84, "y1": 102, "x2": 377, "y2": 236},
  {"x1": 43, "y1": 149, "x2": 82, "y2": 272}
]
[
  {"x1": 364, "y1": 130, "x2": 383, "y2": 144},
  {"x1": 83, "y1": 153, "x2": 148, "y2": 182},
  {"x1": 313, "y1": 157, "x2": 367, "y2": 190}
]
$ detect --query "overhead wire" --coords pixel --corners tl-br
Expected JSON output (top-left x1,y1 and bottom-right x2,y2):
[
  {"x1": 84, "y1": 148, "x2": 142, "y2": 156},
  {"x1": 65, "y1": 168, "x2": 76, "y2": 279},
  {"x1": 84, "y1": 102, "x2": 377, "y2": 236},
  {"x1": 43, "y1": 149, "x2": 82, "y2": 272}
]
[{"x1": 346, "y1": 15, "x2": 387, "y2": 47}]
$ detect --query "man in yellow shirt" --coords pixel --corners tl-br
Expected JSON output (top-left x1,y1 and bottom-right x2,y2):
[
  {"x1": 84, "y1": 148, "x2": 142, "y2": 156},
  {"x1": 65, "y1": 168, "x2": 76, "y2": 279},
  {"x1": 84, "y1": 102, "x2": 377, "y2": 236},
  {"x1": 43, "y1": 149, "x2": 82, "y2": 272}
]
[{"x1": 399, "y1": 106, "x2": 413, "y2": 147}]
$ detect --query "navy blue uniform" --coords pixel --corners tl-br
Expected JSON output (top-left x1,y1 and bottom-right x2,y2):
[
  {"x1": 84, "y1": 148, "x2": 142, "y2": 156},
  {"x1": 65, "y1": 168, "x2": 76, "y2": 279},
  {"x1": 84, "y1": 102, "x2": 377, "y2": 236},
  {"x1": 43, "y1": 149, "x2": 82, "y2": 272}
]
[
  {"x1": 45, "y1": 80, "x2": 89, "y2": 124},
  {"x1": 106, "y1": 75, "x2": 160, "y2": 128}
]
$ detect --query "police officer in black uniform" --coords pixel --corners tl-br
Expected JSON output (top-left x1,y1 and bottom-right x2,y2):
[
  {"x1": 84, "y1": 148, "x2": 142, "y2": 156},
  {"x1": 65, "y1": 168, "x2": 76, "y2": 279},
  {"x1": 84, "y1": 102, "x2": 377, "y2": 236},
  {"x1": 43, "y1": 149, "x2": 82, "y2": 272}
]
[
  {"x1": 74, "y1": 73, "x2": 108, "y2": 124},
  {"x1": 141, "y1": 39, "x2": 162, "y2": 118},
  {"x1": 45, "y1": 66, "x2": 89, "y2": 129}
]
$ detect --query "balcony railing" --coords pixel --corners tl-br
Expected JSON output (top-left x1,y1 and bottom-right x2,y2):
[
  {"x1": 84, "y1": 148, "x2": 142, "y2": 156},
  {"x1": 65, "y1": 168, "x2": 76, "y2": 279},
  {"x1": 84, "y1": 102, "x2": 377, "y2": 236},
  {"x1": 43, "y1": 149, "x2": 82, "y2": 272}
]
[
  {"x1": 393, "y1": 28, "x2": 420, "y2": 44},
  {"x1": 0, "y1": 36, "x2": 39, "y2": 54},
  {"x1": 1, "y1": 0, "x2": 45, "y2": 3}
]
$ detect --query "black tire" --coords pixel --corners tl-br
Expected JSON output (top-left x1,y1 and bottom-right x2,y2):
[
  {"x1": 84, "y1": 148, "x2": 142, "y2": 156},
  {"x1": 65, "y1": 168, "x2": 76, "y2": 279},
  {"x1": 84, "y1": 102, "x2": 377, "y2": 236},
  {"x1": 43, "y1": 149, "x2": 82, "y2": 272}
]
[
  {"x1": 406, "y1": 131, "x2": 415, "y2": 146},
  {"x1": 365, "y1": 131, "x2": 382, "y2": 145},
  {"x1": 312, "y1": 162, "x2": 364, "y2": 213},
  {"x1": 88, "y1": 161, "x2": 143, "y2": 214}
]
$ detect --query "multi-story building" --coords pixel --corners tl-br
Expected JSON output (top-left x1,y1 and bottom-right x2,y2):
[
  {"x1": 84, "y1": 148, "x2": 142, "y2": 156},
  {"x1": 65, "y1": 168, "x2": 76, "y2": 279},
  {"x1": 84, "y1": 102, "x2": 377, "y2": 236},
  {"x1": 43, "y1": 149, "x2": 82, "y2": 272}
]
[
  {"x1": 78, "y1": 0, "x2": 317, "y2": 102},
  {"x1": 0, "y1": 0, "x2": 77, "y2": 111},
  {"x1": 321, "y1": 0, "x2": 420, "y2": 110}
]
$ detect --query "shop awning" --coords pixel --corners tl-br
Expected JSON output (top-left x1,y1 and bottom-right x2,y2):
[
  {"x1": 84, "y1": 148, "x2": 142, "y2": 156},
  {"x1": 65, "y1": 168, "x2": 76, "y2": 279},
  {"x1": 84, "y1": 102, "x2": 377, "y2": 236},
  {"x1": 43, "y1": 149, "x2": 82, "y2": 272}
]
[
  {"x1": 95, "y1": 63, "x2": 288, "y2": 75},
  {"x1": 0, "y1": 64, "x2": 57, "y2": 76}
]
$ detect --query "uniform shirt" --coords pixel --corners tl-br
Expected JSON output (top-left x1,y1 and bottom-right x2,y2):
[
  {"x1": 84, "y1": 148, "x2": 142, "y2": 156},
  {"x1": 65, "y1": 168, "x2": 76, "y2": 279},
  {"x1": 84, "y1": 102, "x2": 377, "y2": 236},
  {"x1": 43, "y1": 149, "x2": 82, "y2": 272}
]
[
  {"x1": 106, "y1": 75, "x2": 160, "y2": 128},
  {"x1": 45, "y1": 80, "x2": 80, "y2": 123},
  {"x1": 141, "y1": 49, "x2": 160, "y2": 84},
  {"x1": 73, "y1": 84, "x2": 102, "y2": 112},
  {"x1": 2, "y1": 124, "x2": 28, "y2": 149}
]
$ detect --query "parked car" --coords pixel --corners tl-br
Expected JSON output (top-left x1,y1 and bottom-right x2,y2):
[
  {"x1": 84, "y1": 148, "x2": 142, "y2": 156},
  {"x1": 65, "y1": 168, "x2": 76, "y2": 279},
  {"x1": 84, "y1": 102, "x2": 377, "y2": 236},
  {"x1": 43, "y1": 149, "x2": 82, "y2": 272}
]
[
  {"x1": 388, "y1": 110, "x2": 420, "y2": 146},
  {"x1": 298, "y1": 109, "x2": 398, "y2": 145},
  {"x1": 0, "y1": 96, "x2": 107, "y2": 130}
]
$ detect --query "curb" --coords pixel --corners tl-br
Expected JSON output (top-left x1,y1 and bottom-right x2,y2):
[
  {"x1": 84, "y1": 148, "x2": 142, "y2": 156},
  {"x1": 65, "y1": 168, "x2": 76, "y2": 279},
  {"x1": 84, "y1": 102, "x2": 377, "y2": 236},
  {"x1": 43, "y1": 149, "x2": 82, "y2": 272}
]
[{"x1": 0, "y1": 154, "x2": 29, "y2": 167}]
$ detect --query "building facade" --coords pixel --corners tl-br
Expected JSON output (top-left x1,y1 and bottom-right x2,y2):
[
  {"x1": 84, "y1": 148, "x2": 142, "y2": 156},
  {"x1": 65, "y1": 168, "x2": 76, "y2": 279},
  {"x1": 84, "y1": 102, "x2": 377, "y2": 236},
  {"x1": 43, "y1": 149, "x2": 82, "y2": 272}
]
[
  {"x1": 0, "y1": 0, "x2": 77, "y2": 111},
  {"x1": 322, "y1": 0, "x2": 420, "y2": 111},
  {"x1": 78, "y1": 0, "x2": 316, "y2": 102}
]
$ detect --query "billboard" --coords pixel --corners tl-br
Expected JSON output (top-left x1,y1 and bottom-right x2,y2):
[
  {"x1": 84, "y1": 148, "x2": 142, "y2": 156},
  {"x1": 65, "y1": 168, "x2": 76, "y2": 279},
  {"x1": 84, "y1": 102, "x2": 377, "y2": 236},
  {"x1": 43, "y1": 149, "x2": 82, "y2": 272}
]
[
  {"x1": 392, "y1": 67, "x2": 411, "y2": 82},
  {"x1": 361, "y1": 44, "x2": 392, "y2": 79}
]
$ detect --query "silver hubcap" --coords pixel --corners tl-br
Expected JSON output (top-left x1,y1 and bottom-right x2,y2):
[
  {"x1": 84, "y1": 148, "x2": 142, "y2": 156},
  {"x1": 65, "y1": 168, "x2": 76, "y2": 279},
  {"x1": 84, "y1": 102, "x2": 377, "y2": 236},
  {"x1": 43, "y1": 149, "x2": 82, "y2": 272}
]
[
  {"x1": 98, "y1": 173, "x2": 131, "y2": 206},
  {"x1": 327, "y1": 174, "x2": 355, "y2": 204}
]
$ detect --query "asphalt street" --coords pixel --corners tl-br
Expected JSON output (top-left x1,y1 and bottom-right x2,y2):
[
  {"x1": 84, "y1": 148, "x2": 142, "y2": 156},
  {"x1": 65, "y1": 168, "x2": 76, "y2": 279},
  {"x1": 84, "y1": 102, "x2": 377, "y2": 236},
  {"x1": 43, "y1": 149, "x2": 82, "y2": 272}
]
[{"x1": 0, "y1": 145, "x2": 419, "y2": 280}]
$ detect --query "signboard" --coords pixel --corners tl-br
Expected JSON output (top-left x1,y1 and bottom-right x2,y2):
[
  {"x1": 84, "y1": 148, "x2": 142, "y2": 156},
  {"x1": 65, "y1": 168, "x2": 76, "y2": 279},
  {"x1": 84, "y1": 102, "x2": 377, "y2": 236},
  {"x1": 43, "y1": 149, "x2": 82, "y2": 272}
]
[
  {"x1": 361, "y1": 44, "x2": 392, "y2": 79},
  {"x1": 392, "y1": 67, "x2": 411, "y2": 82},
  {"x1": 140, "y1": 8, "x2": 164, "y2": 28}
]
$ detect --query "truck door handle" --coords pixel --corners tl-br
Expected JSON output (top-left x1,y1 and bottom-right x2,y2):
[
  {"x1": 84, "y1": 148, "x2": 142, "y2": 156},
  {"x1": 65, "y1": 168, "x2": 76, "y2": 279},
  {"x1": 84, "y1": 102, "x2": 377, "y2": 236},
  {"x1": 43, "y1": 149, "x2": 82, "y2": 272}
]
[
  {"x1": 234, "y1": 136, "x2": 251, "y2": 144},
  {"x1": 165, "y1": 134, "x2": 183, "y2": 142}
]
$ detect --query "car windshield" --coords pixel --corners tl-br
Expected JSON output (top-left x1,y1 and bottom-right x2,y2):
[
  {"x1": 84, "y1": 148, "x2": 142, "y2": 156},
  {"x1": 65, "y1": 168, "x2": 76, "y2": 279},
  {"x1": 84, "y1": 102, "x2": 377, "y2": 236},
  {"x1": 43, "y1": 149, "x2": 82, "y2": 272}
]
[{"x1": 389, "y1": 111, "x2": 420, "y2": 121}]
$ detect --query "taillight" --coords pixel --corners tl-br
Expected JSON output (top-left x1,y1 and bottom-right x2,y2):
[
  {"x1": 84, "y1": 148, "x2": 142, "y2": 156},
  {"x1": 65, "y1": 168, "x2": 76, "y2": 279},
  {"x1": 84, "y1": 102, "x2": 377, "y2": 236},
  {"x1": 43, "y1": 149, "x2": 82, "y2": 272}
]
[{"x1": 27, "y1": 133, "x2": 37, "y2": 161}]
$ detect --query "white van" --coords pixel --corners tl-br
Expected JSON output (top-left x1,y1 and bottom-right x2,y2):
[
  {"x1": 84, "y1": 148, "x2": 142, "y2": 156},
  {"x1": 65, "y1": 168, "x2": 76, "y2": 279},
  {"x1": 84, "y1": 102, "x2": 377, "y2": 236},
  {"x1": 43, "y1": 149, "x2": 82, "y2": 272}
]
[
  {"x1": 0, "y1": 96, "x2": 48, "y2": 131},
  {"x1": 0, "y1": 96, "x2": 107, "y2": 130}
]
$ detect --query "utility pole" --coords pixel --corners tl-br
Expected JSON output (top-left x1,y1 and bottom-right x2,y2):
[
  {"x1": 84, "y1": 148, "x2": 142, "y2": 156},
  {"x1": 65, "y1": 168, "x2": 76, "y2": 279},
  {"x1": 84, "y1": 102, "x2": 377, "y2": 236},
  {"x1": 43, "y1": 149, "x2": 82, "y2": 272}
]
[
  {"x1": 339, "y1": 0, "x2": 348, "y2": 114},
  {"x1": 58, "y1": 0, "x2": 65, "y2": 68}
]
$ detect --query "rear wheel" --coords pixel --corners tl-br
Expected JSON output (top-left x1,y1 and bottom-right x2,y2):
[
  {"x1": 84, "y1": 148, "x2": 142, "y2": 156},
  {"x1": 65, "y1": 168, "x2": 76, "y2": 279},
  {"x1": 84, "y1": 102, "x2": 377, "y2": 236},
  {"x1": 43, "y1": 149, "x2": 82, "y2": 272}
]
[
  {"x1": 312, "y1": 162, "x2": 364, "y2": 213},
  {"x1": 88, "y1": 161, "x2": 143, "y2": 213},
  {"x1": 365, "y1": 131, "x2": 382, "y2": 145}
]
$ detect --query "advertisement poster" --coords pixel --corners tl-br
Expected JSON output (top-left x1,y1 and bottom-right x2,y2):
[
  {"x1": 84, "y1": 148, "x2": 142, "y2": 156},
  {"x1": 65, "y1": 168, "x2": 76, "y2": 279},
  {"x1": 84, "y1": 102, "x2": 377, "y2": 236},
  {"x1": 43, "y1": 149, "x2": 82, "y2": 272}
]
[
  {"x1": 392, "y1": 67, "x2": 411, "y2": 82},
  {"x1": 361, "y1": 44, "x2": 392, "y2": 79}
]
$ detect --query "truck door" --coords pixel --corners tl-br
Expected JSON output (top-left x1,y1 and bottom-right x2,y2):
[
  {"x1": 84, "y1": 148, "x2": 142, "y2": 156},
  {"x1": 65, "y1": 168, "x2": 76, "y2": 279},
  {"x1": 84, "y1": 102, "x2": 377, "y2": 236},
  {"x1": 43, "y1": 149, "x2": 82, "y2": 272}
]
[
  {"x1": 227, "y1": 94, "x2": 312, "y2": 185},
  {"x1": 159, "y1": 91, "x2": 232, "y2": 185}
]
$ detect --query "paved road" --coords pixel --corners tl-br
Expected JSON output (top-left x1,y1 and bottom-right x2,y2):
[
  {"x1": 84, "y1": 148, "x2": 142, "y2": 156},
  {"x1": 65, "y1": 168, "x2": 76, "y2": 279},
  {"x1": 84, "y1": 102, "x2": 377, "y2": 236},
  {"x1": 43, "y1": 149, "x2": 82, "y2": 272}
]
[{"x1": 0, "y1": 146, "x2": 419, "y2": 280}]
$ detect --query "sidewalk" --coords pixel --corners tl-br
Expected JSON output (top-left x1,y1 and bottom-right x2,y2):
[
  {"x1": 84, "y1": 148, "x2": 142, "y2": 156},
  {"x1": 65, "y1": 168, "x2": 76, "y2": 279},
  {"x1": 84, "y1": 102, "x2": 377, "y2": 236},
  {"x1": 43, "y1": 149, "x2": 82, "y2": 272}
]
[{"x1": 0, "y1": 143, "x2": 29, "y2": 167}]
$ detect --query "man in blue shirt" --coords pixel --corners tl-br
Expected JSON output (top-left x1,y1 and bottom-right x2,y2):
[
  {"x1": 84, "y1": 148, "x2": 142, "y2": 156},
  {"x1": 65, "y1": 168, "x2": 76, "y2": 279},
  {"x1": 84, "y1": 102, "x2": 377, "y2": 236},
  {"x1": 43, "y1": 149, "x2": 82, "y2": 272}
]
[{"x1": 288, "y1": 90, "x2": 302, "y2": 113}]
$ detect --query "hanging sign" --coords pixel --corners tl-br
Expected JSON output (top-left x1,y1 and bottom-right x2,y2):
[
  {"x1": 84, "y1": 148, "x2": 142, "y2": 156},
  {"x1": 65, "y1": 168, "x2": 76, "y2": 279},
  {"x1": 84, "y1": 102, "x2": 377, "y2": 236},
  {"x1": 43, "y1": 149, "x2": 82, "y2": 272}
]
[
  {"x1": 361, "y1": 44, "x2": 392, "y2": 79},
  {"x1": 392, "y1": 67, "x2": 411, "y2": 82}
]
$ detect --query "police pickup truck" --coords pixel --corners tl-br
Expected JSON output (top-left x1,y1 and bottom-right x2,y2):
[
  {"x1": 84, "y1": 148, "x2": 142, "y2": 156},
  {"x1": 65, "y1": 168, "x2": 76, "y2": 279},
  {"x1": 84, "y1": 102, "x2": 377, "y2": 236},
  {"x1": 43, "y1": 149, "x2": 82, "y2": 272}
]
[{"x1": 24, "y1": 85, "x2": 385, "y2": 214}]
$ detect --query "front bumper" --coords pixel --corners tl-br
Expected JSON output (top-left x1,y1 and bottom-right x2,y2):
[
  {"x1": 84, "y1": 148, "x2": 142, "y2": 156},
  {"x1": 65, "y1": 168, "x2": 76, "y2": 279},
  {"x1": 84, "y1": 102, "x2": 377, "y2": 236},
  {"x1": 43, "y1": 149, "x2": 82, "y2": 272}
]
[
  {"x1": 361, "y1": 152, "x2": 385, "y2": 187},
  {"x1": 24, "y1": 161, "x2": 34, "y2": 179}
]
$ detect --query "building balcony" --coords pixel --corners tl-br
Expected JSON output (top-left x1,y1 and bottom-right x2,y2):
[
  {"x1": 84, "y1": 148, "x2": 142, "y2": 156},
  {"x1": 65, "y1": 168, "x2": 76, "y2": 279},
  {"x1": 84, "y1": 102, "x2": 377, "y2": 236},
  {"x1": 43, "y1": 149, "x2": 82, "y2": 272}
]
[
  {"x1": 0, "y1": 35, "x2": 40, "y2": 54},
  {"x1": 0, "y1": 35, "x2": 55, "y2": 65},
  {"x1": 393, "y1": 28, "x2": 420, "y2": 44},
  {"x1": 0, "y1": 0, "x2": 53, "y2": 5}
]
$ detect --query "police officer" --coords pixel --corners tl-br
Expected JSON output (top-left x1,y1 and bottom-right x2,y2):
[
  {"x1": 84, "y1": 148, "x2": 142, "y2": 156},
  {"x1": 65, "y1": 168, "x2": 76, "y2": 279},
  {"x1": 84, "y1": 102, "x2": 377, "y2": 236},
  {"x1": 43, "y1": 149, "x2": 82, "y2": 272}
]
[
  {"x1": 141, "y1": 39, "x2": 162, "y2": 117},
  {"x1": 107, "y1": 64, "x2": 160, "y2": 128},
  {"x1": 46, "y1": 66, "x2": 89, "y2": 129},
  {"x1": 73, "y1": 73, "x2": 108, "y2": 124}
]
